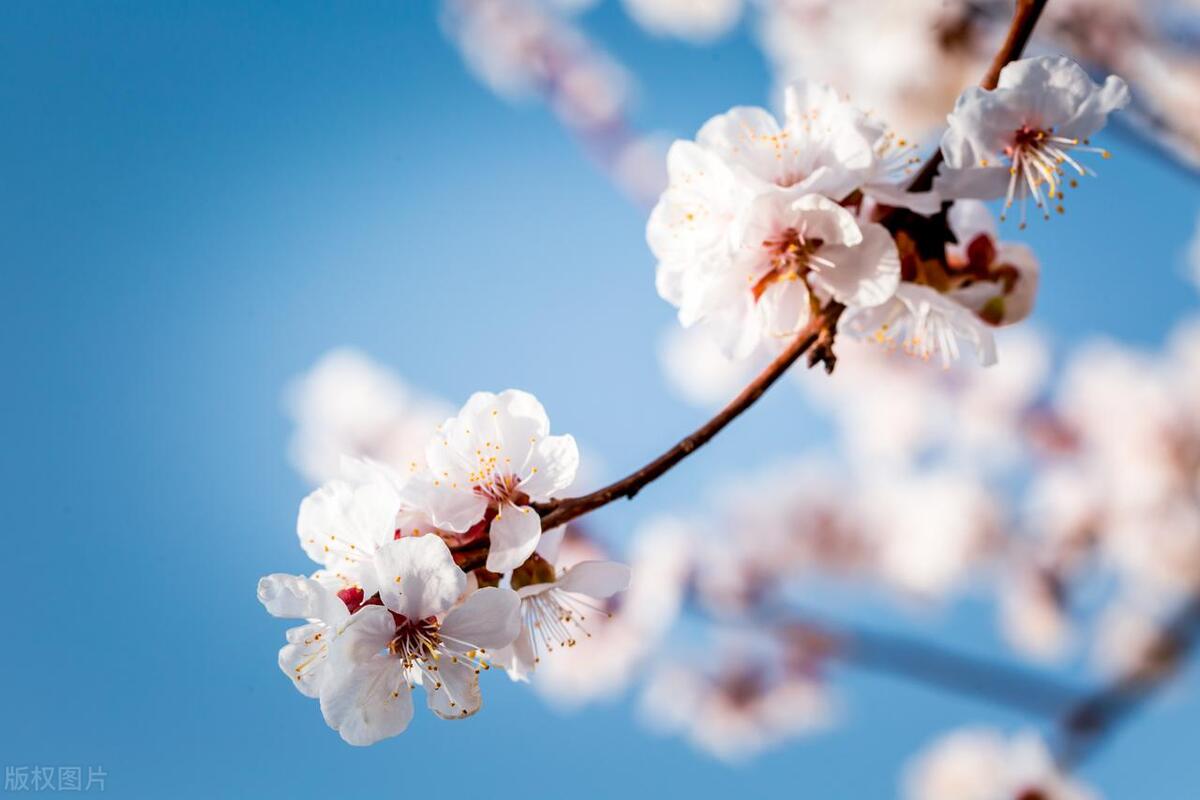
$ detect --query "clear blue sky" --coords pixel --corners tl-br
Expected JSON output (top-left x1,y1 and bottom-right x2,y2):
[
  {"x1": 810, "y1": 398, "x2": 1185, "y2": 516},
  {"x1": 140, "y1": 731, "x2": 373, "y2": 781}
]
[{"x1": 3, "y1": 2, "x2": 1198, "y2": 797}]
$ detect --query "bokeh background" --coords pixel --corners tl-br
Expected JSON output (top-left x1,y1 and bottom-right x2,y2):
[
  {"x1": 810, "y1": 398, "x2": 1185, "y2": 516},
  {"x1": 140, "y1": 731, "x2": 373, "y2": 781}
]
[{"x1": 4, "y1": 2, "x2": 1199, "y2": 797}]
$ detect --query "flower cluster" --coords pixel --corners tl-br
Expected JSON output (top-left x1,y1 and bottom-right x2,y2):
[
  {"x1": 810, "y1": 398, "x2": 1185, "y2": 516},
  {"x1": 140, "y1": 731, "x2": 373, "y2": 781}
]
[
  {"x1": 649, "y1": 57, "x2": 1124, "y2": 369},
  {"x1": 260, "y1": 390, "x2": 629, "y2": 744},
  {"x1": 260, "y1": 18, "x2": 1190, "y2": 796}
]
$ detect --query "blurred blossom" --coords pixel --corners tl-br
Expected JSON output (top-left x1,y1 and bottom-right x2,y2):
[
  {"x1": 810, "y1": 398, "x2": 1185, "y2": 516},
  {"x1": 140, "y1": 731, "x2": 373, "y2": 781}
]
[
  {"x1": 658, "y1": 323, "x2": 756, "y2": 407},
  {"x1": 284, "y1": 348, "x2": 450, "y2": 485},
  {"x1": 862, "y1": 470, "x2": 999, "y2": 599},
  {"x1": 441, "y1": 0, "x2": 631, "y2": 130},
  {"x1": 621, "y1": 0, "x2": 744, "y2": 43},
  {"x1": 757, "y1": 0, "x2": 993, "y2": 138},
  {"x1": 905, "y1": 728, "x2": 1098, "y2": 800},
  {"x1": 611, "y1": 132, "x2": 671, "y2": 206},
  {"x1": 693, "y1": 459, "x2": 871, "y2": 612},
  {"x1": 639, "y1": 641, "x2": 831, "y2": 761}
]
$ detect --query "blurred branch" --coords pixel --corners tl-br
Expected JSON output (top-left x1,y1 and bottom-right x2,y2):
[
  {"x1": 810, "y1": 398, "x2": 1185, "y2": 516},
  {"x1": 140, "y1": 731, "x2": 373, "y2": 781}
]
[
  {"x1": 1055, "y1": 595, "x2": 1200, "y2": 767},
  {"x1": 769, "y1": 613, "x2": 1081, "y2": 717}
]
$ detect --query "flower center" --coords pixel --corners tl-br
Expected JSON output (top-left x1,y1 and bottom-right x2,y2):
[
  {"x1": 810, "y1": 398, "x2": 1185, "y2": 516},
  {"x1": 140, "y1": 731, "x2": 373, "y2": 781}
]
[
  {"x1": 1000, "y1": 123, "x2": 1110, "y2": 227},
  {"x1": 752, "y1": 227, "x2": 828, "y2": 301},
  {"x1": 387, "y1": 616, "x2": 443, "y2": 668}
]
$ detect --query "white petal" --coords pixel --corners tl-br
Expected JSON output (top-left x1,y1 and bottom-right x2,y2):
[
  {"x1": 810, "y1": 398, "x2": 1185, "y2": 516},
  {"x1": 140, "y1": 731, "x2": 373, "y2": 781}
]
[
  {"x1": 520, "y1": 434, "x2": 580, "y2": 501},
  {"x1": 486, "y1": 502, "x2": 543, "y2": 573},
  {"x1": 258, "y1": 574, "x2": 349, "y2": 624},
  {"x1": 319, "y1": 657, "x2": 413, "y2": 746},
  {"x1": 374, "y1": 535, "x2": 467, "y2": 621},
  {"x1": 424, "y1": 657, "x2": 482, "y2": 720},
  {"x1": 278, "y1": 622, "x2": 332, "y2": 698},
  {"x1": 326, "y1": 605, "x2": 395, "y2": 669},
  {"x1": 757, "y1": 278, "x2": 812, "y2": 341},
  {"x1": 535, "y1": 526, "x2": 567, "y2": 564},
  {"x1": 440, "y1": 586, "x2": 523, "y2": 651},
  {"x1": 556, "y1": 561, "x2": 632, "y2": 598},
  {"x1": 404, "y1": 475, "x2": 488, "y2": 533},
  {"x1": 812, "y1": 222, "x2": 901, "y2": 308}
]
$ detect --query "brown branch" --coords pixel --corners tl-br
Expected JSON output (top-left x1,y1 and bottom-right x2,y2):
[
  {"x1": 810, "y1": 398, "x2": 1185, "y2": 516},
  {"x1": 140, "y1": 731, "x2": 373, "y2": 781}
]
[
  {"x1": 1055, "y1": 595, "x2": 1200, "y2": 768},
  {"x1": 532, "y1": 303, "x2": 844, "y2": 533},
  {"x1": 906, "y1": 0, "x2": 1051, "y2": 194}
]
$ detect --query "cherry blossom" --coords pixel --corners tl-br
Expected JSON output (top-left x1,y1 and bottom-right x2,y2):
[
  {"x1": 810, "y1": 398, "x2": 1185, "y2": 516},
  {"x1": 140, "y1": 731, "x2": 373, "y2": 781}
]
[
  {"x1": 653, "y1": 184, "x2": 900, "y2": 357},
  {"x1": 841, "y1": 282, "x2": 998, "y2": 367},
  {"x1": 937, "y1": 56, "x2": 1130, "y2": 225},
  {"x1": 416, "y1": 389, "x2": 579, "y2": 573},
  {"x1": 319, "y1": 535, "x2": 521, "y2": 745},
  {"x1": 945, "y1": 200, "x2": 1040, "y2": 327},
  {"x1": 296, "y1": 457, "x2": 406, "y2": 597},
  {"x1": 493, "y1": 530, "x2": 631, "y2": 680}
]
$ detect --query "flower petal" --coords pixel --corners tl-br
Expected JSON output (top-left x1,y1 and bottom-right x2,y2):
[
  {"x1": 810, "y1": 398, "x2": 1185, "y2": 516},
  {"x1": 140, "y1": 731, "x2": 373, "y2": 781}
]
[
  {"x1": 278, "y1": 622, "x2": 333, "y2": 698},
  {"x1": 374, "y1": 535, "x2": 467, "y2": 621},
  {"x1": 556, "y1": 561, "x2": 632, "y2": 599},
  {"x1": 258, "y1": 573, "x2": 349, "y2": 624},
  {"x1": 520, "y1": 434, "x2": 580, "y2": 501},
  {"x1": 440, "y1": 586, "x2": 522, "y2": 651},
  {"x1": 319, "y1": 656, "x2": 413, "y2": 746},
  {"x1": 486, "y1": 502, "x2": 543, "y2": 573},
  {"x1": 425, "y1": 656, "x2": 482, "y2": 720},
  {"x1": 812, "y1": 221, "x2": 901, "y2": 308}
]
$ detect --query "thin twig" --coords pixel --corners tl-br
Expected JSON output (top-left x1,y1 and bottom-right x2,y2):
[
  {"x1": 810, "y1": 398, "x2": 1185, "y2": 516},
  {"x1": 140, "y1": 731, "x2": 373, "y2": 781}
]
[
  {"x1": 534, "y1": 303, "x2": 844, "y2": 533},
  {"x1": 906, "y1": 0, "x2": 1050, "y2": 194}
]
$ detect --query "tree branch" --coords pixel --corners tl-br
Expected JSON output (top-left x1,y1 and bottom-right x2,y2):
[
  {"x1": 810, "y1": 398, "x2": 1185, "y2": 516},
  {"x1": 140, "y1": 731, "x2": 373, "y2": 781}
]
[
  {"x1": 1055, "y1": 595, "x2": 1200, "y2": 767},
  {"x1": 906, "y1": 0, "x2": 1051, "y2": 193},
  {"x1": 834, "y1": 621, "x2": 1081, "y2": 717},
  {"x1": 534, "y1": 302, "x2": 844, "y2": 533}
]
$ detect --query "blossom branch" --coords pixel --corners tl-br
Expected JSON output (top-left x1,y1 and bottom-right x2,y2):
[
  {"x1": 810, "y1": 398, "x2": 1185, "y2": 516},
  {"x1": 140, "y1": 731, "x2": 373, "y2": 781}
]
[
  {"x1": 907, "y1": 0, "x2": 1050, "y2": 194},
  {"x1": 534, "y1": 302, "x2": 846, "y2": 533}
]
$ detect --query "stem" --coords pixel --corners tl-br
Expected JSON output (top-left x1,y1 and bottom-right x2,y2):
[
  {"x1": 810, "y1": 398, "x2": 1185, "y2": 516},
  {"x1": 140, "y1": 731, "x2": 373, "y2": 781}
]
[
  {"x1": 906, "y1": 0, "x2": 1050, "y2": 193},
  {"x1": 535, "y1": 303, "x2": 844, "y2": 532}
]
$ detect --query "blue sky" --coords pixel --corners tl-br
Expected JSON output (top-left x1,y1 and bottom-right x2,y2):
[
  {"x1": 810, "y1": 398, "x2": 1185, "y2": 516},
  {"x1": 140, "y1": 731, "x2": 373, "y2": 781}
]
[{"x1": 3, "y1": 2, "x2": 1198, "y2": 797}]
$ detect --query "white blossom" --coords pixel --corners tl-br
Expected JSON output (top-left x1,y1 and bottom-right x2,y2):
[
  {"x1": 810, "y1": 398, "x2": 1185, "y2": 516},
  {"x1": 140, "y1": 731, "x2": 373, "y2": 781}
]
[
  {"x1": 494, "y1": 532, "x2": 631, "y2": 680},
  {"x1": 319, "y1": 535, "x2": 521, "y2": 745},
  {"x1": 415, "y1": 389, "x2": 579, "y2": 573},
  {"x1": 841, "y1": 282, "x2": 998, "y2": 368},
  {"x1": 937, "y1": 56, "x2": 1129, "y2": 225},
  {"x1": 296, "y1": 458, "x2": 406, "y2": 597},
  {"x1": 640, "y1": 656, "x2": 830, "y2": 762}
]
